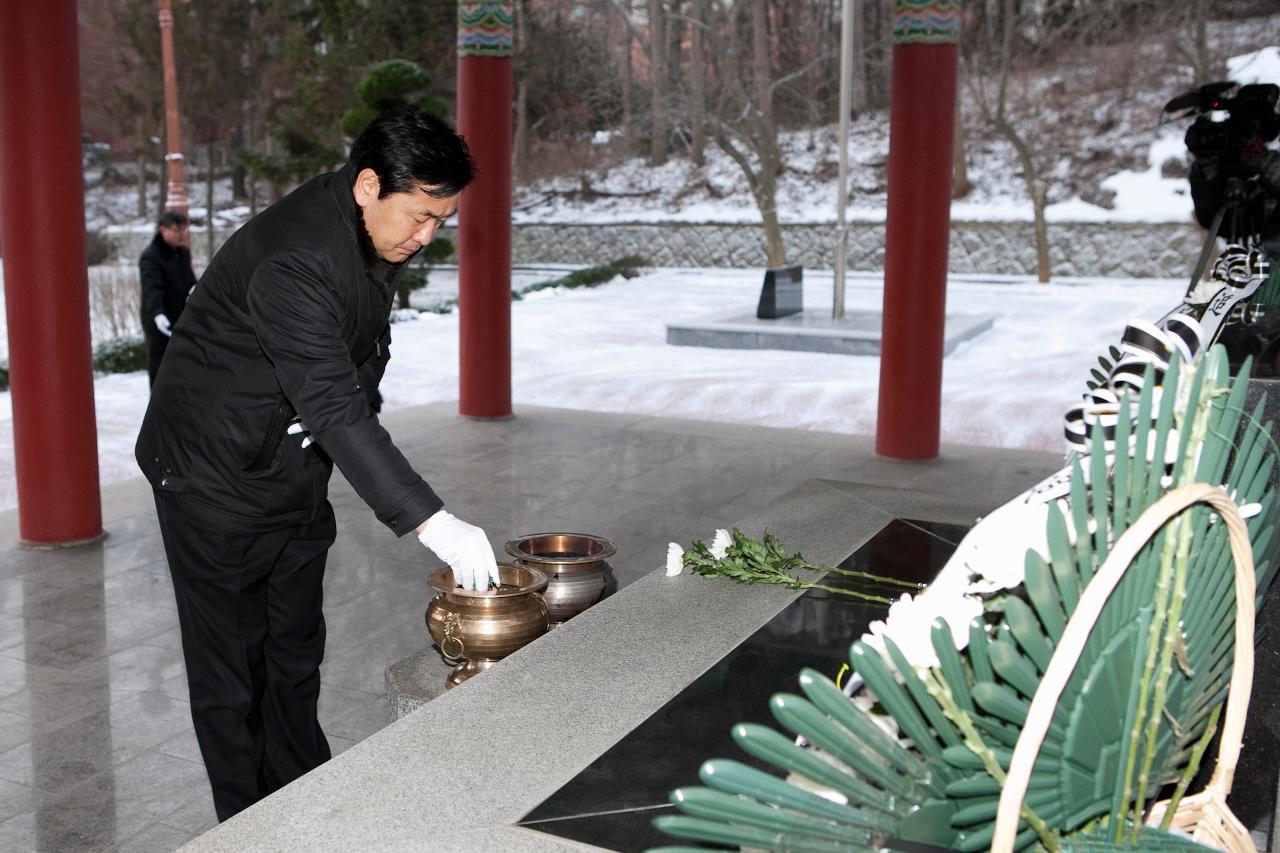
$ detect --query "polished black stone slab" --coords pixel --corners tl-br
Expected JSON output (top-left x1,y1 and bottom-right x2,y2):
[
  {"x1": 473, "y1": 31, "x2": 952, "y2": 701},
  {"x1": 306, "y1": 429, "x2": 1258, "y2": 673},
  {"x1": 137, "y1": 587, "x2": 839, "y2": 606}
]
[
  {"x1": 756, "y1": 264, "x2": 804, "y2": 319},
  {"x1": 519, "y1": 518, "x2": 969, "y2": 852}
]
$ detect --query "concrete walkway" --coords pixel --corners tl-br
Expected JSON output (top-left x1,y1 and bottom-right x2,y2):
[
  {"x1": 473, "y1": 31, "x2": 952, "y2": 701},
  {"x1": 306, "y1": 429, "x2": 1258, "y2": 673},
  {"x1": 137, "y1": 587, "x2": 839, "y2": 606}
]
[{"x1": 0, "y1": 403, "x2": 1060, "y2": 852}]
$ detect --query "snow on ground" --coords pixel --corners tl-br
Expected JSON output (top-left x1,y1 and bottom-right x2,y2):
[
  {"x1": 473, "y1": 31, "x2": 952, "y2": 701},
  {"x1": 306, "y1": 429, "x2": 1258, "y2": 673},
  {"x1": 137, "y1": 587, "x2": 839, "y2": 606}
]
[{"x1": 0, "y1": 264, "x2": 1183, "y2": 512}]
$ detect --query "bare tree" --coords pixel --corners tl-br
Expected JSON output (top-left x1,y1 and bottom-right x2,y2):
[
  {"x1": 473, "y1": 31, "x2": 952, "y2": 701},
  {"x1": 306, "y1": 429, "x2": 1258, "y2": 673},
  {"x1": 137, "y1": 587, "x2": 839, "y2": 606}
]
[
  {"x1": 649, "y1": 0, "x2": 669, "y2": 165},
  {"x1": 952, "y1": 97, "x2": 972, "y2": 199},
  {"x1": 1169, "y1": 0, "x2": 1219, "y2": 87},
  {"x1": 689, "y1": 0, "x2": 709, "y2": 165},
  {"x1": 966, "y1": 0, "x2": 1053, "y2": 282},
  {"x1": 710, "y1": 0, "x2": 788, "y2": 267},
  {"x1": 513, "y1": 0, "x2": 531, "y2": 181},
  {"x1": 619, "y1": 1, "x2": 635, "y2": 151}
]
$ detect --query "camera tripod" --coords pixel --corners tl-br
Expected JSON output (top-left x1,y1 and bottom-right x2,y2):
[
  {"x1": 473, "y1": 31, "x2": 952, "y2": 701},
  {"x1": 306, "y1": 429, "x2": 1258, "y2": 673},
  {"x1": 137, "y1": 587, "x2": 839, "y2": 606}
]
[{"x1": 1187, "y1": 176, "x2": 1268, "y2": 288}]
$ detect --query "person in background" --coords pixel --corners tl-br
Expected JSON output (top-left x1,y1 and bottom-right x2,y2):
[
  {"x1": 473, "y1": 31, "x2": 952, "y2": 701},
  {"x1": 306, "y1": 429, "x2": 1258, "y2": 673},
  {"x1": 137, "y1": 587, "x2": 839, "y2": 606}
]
[
  {"x1": 138, "y1": 210, "x2": 196, "y2": 386},
  {"x1": 135, "y1": 108, "x2": 498, "y2": 821}
]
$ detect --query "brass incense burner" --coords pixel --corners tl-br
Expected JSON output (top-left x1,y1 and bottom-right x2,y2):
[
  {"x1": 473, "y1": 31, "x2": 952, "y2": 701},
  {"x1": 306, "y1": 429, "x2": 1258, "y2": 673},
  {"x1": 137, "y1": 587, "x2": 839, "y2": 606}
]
[
  {"x1": 425, "y1": 562, "x2": 549, "y2": 689},
  {"x1": 504, "y1": 533, "x2": 617, "y2": 625}
]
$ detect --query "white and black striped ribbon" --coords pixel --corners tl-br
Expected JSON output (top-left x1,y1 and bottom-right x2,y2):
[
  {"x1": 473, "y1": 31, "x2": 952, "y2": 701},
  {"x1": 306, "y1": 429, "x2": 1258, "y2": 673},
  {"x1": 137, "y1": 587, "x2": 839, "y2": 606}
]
[{"x1": 1062, "y1": 245, "x2": 1269, "y2": 458}]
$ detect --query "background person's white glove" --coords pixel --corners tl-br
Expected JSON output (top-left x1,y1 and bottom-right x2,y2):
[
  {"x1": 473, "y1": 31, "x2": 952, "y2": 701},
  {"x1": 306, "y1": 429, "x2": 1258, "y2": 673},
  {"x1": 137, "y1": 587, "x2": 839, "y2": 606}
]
[
  {"x1": 154, "y1": 313, "x2": 172, "y2": 337},
  {"x1": 286, "y1": 417, "x2": 314, "y2": 448},
  {"x1": 418, "y1": 509, "x2": 499, "y2": 591}
]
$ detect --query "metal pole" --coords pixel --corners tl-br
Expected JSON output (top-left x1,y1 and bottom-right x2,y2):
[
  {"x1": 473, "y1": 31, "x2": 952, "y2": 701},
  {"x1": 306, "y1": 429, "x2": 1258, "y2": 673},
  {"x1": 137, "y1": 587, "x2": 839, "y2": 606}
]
[
  {"x1": 158, "y1": 0, "x2": 188, "y2": 215},
  {"x1": 0, "y1": 0, "x2": 103, "y2": 544},
  {"x1": 457, "y1": 2, "x2": 514, "y2": 418},
  {"x1": 833, "y1": 0, "x2": 854, "y2": 320}
]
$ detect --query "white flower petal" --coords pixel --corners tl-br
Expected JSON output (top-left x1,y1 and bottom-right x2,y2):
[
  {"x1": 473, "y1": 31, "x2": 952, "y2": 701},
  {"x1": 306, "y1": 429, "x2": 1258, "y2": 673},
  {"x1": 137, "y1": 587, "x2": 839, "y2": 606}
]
[
  {"x1": 956, "y1": 496, "x2": 1051, "y2": 593},
  {"x1": 710, "y1": 528, "x2": 732, "y2": 560},
  {"x1": 665, "y1": 542, "x2": 685, "y2": 577}
]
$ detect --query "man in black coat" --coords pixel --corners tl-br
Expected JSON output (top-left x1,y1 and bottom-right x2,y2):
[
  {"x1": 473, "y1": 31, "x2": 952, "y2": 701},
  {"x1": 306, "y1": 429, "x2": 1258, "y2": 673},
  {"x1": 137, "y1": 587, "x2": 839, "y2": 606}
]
[
  {"x1": 138, "y1": 210, "x2": 196, "y2": 386},
  {"x1": 135, "y1": 109, "x2": 499, "y2": 821}
]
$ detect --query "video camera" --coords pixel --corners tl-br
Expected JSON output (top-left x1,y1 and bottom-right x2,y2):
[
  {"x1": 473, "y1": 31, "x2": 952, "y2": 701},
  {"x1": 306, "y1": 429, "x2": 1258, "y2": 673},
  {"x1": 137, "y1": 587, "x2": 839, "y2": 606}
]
[
  {"x1": 1163, "y1": 80, "x2": 1280, "y2": 172},
  {"x1": 1162, "y1": 80, "x2": 1280, "y2": 252}
]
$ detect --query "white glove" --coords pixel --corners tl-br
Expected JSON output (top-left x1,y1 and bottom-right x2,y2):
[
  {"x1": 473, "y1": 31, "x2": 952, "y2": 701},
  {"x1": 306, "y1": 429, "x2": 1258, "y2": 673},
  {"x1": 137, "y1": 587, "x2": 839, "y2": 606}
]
[
  {"x1": 418, "y1": 509, "x2": 499, "y2": 591},
  {"x1": 154, "y1": 313, "x2": 172, "y2": 337},
  {"x1": 286, "y1": 417, "x2": 314, "y2": 448}
]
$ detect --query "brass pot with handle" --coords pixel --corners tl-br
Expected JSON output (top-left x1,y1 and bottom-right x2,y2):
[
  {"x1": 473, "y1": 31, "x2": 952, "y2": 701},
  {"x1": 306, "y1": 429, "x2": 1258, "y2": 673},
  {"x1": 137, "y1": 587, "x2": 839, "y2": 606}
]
[{"x1": 424, "y1": 562, "x2": 549, "y2": 688}]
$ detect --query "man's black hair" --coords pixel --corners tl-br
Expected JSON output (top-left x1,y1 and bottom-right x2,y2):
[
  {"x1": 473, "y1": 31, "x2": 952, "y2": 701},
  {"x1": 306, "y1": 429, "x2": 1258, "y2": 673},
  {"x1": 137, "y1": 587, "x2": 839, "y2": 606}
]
[
  {"x1": 348, "y1": 108, "x2": 476, "y2": 199},
  {"x1": 157, "y1": 211, "x2": 188, "y2": 229}
]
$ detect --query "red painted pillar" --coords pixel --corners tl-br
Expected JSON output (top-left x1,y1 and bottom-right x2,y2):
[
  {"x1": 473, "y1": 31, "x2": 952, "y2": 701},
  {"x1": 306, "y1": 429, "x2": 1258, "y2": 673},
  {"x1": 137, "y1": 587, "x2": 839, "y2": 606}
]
[
  {"x1": 157, "y1": 0, "x2": 189, "y2": 215},
  {"x1": 457, "y1": 2, "x2": 513, "y2": 418},
  {"x1": 0, "y1": 0, "x2": 103, "y2": 543},
  {"x1": 875, "y1": 3, "x2": 961, "y2": 461}
]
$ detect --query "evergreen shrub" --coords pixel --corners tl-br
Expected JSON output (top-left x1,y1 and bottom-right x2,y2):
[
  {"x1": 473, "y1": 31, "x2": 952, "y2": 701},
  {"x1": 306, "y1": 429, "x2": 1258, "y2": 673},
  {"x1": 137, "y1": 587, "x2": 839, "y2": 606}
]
[
  {"x1": 517, "y1": 255, "x2": 646, "y2": 297},
  {"x1": 93, "y1": 335, "x2": 146, "y2": 375}
]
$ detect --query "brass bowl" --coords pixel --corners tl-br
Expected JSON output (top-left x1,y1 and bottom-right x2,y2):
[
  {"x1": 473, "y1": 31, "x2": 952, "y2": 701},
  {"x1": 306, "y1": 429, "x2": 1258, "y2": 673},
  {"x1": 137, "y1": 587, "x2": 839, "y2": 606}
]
[
  {"x1": 504, "y1": 533, "x2": 617, "y2": 625},
  {"x1": 425, "y1": 562, "x2": 549, "y2": 688}
]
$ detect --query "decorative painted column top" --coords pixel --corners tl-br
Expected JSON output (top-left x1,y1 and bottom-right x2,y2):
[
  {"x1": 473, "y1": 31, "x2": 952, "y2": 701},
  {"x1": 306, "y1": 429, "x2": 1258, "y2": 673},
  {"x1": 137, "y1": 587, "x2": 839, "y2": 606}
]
[
  {"x1": 893, "y1": 0, "x2": 961, "y2": 44},
  {"x1": 457, "y1": 2, "x2": 513, "y2": 58}
]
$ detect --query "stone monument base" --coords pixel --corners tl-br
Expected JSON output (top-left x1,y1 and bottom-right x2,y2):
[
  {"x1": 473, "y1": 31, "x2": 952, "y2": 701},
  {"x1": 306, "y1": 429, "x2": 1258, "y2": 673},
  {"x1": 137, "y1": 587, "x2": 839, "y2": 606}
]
[
  {"x1": 385, "y1": 648, "x2": 454, "y2": 721},
  {"x1": 666, "y1": 309, "x2": 994, "y2": 356}
]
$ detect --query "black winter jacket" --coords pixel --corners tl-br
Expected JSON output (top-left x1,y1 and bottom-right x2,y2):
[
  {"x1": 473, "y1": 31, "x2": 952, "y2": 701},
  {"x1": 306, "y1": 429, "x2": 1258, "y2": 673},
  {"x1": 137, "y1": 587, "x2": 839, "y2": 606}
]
[
  {"x1": 135, "y1": 165, "x2": 444, "y2": 534},
  {"x1": 138, "y1": 233, "x2": 196, "y2": 334}
]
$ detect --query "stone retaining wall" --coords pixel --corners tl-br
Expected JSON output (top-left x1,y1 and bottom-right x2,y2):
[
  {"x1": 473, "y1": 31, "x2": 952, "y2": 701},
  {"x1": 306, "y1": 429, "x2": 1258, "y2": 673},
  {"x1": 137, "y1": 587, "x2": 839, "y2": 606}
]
[
  {"x1": 509, "y1": 220, "x2": 1206, "y2": 279},
  {"x1": 111, "y1": 219, "x2": 1206, "y2": 279}
]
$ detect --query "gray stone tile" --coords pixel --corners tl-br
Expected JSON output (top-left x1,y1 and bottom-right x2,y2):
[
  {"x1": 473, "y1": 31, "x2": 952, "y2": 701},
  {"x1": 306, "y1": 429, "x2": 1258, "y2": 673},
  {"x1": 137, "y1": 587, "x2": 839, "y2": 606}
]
[
  {"x1": 110, "y1": 820, "x2": 199, "y2": 853},
  {"x1": 157, "y1": 788, "x2": 217, "y2": 839},
  {"x1": 318, "y1": 686, "x2": 389, "y2": 744},
  {"x1": 321, "y1": 624, "x2": 428, "y2": 696},
  {"x1": 85, "y1": 641, "x2": 188, "y2": 700},
  {"x1": 100, "y1": 568, "x2": 176, "y2": 613},
  {"x1": 0, "y1": 602, "x2": 175, "y2": 670},
  {"x1": 39, "y1": 750, "x2": 211, "y2": 849},
  {"x1": 326, "y1": 734, "x2": 358, "y2": 756},
  {"x1": 0, "y1": 611, "x2": 65, "y2": 656},
  {"x1": 0, "y1": 680, "x2": 111, "y2": 733},
  {"x1": 0, "y1": 690, "x2": 192, "y2": 794},
  {"x1": 0, "y1": 777, "x2": 33, "y2": 821},
  {"x1": 154, "y1": 728, "x2": 203, "y2": 767},
  {"x1": 0, "y1": 709, "x2": 34, "y2": 756},
  {"x1": 0, "y1": 811, "x2": 43, "y2": 852}
]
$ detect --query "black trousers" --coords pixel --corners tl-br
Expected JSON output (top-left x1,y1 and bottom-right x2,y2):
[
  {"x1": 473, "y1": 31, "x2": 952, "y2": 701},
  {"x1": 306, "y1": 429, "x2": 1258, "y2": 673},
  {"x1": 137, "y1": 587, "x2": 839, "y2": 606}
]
[
  {"x1": 154, "y1": 492, "x2": 337, "y2": 821},
  {"x1": 145, "y1": 331, "x2": 168, "y2": 388}
]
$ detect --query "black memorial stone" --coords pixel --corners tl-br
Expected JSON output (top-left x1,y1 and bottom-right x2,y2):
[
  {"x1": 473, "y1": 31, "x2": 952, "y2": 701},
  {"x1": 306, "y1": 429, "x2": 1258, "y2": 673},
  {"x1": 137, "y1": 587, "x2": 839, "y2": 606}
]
[
  {"x1": 519, "y1": 517, "x2": 969, "y2": 852},
  {"x1": 756, "y1": 264, "x2": 804, "y2": 319}
]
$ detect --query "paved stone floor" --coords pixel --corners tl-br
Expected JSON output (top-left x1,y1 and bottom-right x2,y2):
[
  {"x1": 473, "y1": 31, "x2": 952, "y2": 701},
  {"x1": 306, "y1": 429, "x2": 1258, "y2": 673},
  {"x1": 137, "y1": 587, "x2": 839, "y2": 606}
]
[{"x1": 0, "y1": 403, "x2": 1061, "y2": 852}]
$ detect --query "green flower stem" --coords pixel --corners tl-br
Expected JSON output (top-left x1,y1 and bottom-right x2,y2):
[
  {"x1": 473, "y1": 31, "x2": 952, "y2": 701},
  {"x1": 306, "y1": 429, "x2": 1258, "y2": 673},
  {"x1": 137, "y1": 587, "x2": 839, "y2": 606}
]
[
  {"x1": 798, "y1": 582, "x2": 892, "y2": 605},
  {"x1": 1158, "y1": 703, "x2": 1222, "y2": 831},
  {"x1": 922, "y1": 671, "x2": 1060, "y2": 853},
  {"x1": 683, "y1": 529, "x2": 907, "y2": 605},
  {"x1": 794, "y1": 560, "x2": 923, "y2": 590}
]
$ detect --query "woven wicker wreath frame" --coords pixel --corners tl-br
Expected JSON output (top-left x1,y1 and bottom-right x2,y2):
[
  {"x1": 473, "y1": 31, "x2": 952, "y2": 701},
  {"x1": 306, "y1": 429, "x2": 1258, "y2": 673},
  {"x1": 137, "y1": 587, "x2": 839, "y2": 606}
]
[{"x1": 993, "y1": 482, "x2": 1257, "y2": 853}]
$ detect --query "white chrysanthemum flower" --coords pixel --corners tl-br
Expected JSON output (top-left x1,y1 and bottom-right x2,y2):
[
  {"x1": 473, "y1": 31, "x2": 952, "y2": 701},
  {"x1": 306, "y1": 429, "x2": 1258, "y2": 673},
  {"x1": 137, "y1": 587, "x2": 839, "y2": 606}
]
[
  {"x1": 709, "y1": 528, "x2": 732, "y2": 560},
  {"x1": 1185, "y1": 278, "x2": 1223, "y2": 306},
  {"x1": 959, "y1": 496, "x2": 1052, "y2": 594},
  {"x1": 665, "y1": 542, "x2": 685, "y2": 577},
  {"x1": 860, "y1": 589, "x2": 984, "y2": 671}
]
